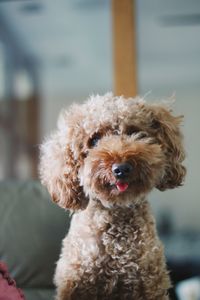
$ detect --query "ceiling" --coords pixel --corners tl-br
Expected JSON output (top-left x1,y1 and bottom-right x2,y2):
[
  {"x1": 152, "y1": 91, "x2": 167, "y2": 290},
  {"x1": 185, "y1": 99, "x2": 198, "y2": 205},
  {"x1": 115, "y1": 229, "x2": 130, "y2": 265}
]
[
  {"x1": 0, "y1": 0, "x2": 112, "y2": 96},
  {"x1": 0, "y1": 0, "x2": 200, "y2": 97}
]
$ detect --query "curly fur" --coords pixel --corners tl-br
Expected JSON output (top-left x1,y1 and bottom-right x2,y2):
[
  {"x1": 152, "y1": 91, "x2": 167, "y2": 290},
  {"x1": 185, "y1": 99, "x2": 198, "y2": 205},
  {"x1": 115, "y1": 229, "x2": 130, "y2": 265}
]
[{"x1": 39, "y1": 93, "x2": 186, "y2": 300}]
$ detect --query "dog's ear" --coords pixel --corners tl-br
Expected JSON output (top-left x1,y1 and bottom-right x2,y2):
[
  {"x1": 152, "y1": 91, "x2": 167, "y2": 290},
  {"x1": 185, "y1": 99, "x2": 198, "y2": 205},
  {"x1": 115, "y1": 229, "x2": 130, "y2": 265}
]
[
  {"x1": 39, "y1": 113, "x2": 88, "y2": 211},
  {"x1": 151, "y1": 106, "x2": 186, "y2": 191}
]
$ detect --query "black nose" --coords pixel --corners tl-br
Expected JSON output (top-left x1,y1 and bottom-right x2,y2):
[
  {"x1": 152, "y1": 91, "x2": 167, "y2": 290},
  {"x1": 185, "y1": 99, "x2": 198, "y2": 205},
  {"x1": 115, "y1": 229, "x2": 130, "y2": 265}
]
[{"x1": 112, "y1": 162, "x2": 133, "y2": 179}]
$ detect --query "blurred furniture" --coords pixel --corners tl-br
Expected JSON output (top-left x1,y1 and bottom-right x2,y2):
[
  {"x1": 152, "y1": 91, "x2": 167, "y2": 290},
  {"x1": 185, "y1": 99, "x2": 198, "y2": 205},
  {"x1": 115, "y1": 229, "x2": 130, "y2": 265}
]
[
  {"x1": 0, "y1": 181, "x2": 70, "y2": 300},
  {"x1": 0, "y1": 94, "x2": 39, "y2": 179},
  {"x1": 161, "y1": 233, "x2": 200, "y2": 300},
  {"x1": 176, "y1": 277, "x2": 200, "y2": 300},
  {"x1": 0, "y1": 14, "x2": 40, "y2": 179}
]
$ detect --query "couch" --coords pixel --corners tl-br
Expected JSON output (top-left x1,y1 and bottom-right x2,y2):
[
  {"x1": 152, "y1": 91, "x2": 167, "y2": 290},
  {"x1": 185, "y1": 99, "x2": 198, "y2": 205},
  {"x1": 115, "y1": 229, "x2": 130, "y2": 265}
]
[{"x1": 0, "y1": 181, "x2": 70, "y2": 300}]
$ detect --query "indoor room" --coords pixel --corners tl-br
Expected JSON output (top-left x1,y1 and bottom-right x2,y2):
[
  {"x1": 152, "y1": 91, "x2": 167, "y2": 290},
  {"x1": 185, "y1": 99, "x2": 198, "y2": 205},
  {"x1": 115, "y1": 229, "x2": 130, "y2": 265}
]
[{"x1": 0, "y1": 1, "x2": 200, "y2": 299}]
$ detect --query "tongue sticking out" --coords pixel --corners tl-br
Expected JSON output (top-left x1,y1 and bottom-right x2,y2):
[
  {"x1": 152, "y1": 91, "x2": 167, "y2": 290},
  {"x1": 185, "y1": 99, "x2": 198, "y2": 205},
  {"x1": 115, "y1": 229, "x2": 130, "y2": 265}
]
[{"x1": 116, "y1": 182, "x2": 129, "y2": 192}]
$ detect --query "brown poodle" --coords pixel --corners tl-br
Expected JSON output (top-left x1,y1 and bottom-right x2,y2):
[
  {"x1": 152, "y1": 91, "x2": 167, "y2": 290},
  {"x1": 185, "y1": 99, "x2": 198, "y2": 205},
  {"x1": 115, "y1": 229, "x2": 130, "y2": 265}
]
[{"x1": 39, "y1": 93, "x2": 186, "y2": 300}]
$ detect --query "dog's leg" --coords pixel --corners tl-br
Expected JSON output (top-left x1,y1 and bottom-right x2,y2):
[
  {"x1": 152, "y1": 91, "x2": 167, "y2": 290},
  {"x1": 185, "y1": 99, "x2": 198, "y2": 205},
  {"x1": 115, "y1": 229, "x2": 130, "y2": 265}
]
[
  {"x1": 135, "y1": 249, "x2": 171, "y2": 300},
  {"x1": 55, "y1": 281, "x2": 75, "y2": 300}
]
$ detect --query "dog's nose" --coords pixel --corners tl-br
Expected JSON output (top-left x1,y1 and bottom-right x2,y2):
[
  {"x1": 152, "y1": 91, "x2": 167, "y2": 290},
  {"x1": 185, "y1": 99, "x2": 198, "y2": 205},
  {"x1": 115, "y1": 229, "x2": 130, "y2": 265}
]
[{"x1": 112, "y1": 163, "x2": 133, "y2": 179}]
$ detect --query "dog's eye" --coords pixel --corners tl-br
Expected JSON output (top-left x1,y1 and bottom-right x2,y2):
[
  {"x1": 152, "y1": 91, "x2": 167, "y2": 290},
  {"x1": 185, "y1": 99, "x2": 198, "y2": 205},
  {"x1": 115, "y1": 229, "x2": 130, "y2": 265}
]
[
  {"x1": 88, "y1": 133, "x2": 101, "y2": 148},
  {"x1": 135, "y1": 131, "x2": 149, "y2": 139},
  {"x1": 151, "y1": 119, "x2": 160, "y2": 129},
  {"x1": 125, "y1": 126, "x2": 140, "y2": 136}
]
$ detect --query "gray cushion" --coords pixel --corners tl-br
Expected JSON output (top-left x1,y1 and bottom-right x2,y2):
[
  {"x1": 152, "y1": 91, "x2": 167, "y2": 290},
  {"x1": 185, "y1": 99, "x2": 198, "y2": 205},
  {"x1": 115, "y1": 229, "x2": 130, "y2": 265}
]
[
  {"x1": 0, "y1": 180, "x2": 70, "y2": 298},
  {"x1": 23, "y1": 288, "x2": 55, "y2": 300}
]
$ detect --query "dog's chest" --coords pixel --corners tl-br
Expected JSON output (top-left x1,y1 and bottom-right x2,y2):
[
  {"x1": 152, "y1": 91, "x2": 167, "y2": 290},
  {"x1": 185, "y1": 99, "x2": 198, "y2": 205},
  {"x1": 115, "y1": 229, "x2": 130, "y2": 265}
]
[{"x1": 100, "y1": 210, "x2": 143, "y2": 273}]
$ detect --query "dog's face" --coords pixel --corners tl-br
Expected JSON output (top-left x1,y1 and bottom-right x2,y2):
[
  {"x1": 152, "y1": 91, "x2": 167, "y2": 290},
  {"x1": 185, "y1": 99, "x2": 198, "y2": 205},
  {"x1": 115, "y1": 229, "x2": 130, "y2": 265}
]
[{"x1": 40, "y1": 94, "x2": 186, "y2": 210}]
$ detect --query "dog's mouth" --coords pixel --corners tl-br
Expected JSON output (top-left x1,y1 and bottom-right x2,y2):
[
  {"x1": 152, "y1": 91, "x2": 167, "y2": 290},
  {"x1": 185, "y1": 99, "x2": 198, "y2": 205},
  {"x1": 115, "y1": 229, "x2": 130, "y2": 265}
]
[
  {"x1": 115, "y1": 181, "x2": 129, "y2": 192},
  {"x1": 106, "y1": 181, "x2": 129, "y2": 193}
]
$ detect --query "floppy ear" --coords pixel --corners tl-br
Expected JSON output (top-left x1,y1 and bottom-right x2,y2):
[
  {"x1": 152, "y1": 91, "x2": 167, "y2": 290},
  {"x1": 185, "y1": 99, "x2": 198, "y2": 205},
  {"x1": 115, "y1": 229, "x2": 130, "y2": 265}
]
[
  {"x1": 39, "y1": 120, "x2": 88, "y2": 211},
  {"x1": 153, "y1": 107, "x2": 186, "y2": 191}
]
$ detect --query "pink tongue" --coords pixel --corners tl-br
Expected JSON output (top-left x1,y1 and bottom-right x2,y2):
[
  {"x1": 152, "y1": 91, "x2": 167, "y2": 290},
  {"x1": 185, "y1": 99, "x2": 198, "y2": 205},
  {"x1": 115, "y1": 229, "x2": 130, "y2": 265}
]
[{"x1": 116, "y1": 182, "x2": 129, "y2": 192}]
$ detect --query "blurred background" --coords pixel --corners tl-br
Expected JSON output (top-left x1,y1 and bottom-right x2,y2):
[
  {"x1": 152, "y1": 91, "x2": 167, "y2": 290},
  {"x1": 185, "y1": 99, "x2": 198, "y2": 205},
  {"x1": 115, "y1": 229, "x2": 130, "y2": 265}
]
[{"x1": 0, "y1": 0, "x2": 200, "y2": 299}]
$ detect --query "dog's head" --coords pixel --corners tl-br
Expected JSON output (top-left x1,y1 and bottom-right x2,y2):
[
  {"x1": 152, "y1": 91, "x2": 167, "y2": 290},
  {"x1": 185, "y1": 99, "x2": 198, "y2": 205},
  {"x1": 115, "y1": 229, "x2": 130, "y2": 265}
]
[{"x1": 39, "y1": 93, "x2": 186, "y2": 210}]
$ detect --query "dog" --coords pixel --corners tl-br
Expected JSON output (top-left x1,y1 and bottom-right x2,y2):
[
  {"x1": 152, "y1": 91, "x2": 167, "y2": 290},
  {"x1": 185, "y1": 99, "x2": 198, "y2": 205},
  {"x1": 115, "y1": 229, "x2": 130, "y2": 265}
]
[{"x1": 39, "y1": 93, "x2": 186, "y2": 300}]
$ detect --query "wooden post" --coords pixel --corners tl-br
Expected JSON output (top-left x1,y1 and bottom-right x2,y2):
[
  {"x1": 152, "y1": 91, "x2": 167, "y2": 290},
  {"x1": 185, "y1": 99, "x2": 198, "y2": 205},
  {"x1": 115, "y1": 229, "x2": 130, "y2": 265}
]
[{"x1": 112, "y1": 0, "x2": 138, "y2": 97}]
